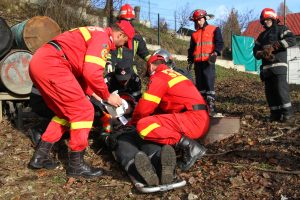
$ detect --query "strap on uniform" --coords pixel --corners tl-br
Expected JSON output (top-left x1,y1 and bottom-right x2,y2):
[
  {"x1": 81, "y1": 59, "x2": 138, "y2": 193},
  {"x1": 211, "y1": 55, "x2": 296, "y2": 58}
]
[
  {"x1": 192, "y1": 104, "x2": 207, "y2": 111},
  {"x1": 48, "y1": 40, "x2": 67, "y2": 60}
]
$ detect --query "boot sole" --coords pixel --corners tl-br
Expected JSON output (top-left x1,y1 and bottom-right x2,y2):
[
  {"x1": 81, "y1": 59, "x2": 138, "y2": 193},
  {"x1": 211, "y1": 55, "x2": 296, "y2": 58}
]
[
  {"x1": 160, "y1": 145, "x2": 176, "y2": 185},
  {"x1": 28, "y1": 161, "x2": 59, "y2": 170},
  {"x1": 134, "y1": 152, "x2": 159, "y2": 186},
  {"x1": 66, "y1": 171, "x2": 103, "y2": 179}
]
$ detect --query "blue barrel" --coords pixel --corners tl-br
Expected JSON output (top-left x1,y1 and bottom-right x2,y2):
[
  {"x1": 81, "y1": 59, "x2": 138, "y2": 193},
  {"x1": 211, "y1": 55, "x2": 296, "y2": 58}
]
[
  {"x1": 0, "y1": 17, "x2": 13, "y2": 59},
  {"x1": 10, "y1": 19, "x2": 29, "y2": 50},
  {"x1": 11, "y1": 16, "x2": 61, "y2": 53}
]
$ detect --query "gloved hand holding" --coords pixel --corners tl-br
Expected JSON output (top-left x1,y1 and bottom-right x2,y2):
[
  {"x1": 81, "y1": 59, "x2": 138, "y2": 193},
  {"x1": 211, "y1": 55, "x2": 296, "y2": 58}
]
[
  {"x1": 105, "y1": 61, "x2": 113, "y2": 73},
  {"x1": 262, "y1": 45, "x2": 275, "y2": 62},
  {"x1": 256, "y1": 51, "x2": 264, "y2": 59},
  {"x1": 272, "y1": 41, "x2": 281, "y2": 51},
  {"x1": 208, "y1": 52, "x2": 218, "y2": 64},
  {"x1": 187, "y1": 60, "x2": 193, "y2": 71}
]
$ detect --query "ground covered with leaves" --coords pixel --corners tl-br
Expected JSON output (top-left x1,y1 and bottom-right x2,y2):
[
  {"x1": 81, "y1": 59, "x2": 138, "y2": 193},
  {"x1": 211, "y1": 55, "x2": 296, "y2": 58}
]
[{"x1": 0, "y1": 66, "x2": 299, "y2": 199}]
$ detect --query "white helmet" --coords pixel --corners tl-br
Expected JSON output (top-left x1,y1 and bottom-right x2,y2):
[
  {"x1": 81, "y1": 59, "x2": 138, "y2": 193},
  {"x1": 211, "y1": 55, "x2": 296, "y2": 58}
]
[{"x1": 153, "y1": 49, "x2": 175, "y2": 68}]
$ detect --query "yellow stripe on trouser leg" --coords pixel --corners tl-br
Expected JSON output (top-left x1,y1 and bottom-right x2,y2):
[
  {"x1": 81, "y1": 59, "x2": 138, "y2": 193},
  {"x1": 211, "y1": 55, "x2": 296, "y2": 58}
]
[
  {"x1": 140, "y1": 123, "x2": 160, "y2": 139},
  {"x1": 52, "y1": 116, "x2": 70, "y2": 126},
  {"x1": 70, "y1": 121, "x2": 93, "y2": 130}
]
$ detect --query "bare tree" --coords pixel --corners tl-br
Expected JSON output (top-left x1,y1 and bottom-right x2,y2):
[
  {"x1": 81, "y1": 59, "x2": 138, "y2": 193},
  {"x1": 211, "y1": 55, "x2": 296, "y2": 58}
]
[
  {"x1": 90, "y1": 0, "x2": 123, "y2": 24},
  {"x1": 176, "y1": 3, "x2": 191, "y2": 34}
]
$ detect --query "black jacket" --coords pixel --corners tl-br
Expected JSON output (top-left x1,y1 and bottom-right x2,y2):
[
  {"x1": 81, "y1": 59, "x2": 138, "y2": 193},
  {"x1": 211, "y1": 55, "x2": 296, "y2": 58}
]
[
  {"x1": 109, "y1": 33, "x2": 150, "y2": 69},
  {"x1": 253, "y1": 23, "x2": 296, "y2": 73}
]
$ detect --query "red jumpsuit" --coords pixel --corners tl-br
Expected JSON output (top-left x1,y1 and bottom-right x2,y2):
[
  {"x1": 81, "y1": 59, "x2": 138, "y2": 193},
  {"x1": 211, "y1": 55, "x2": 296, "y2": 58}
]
[
  {"x1": 29, "y1": 27, "x2": 114, "y2": 151},
  {"x1": 131, "y1": 64, "x2": 210, "y2": 145}
]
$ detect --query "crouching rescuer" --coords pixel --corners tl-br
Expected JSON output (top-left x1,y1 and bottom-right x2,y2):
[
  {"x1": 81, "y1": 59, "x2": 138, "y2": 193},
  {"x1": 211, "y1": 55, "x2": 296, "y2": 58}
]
[
  {"x1": 129, "y1": 54, "x2": 210, "y2": 171},
  {"x1": 28, "y1": 20, "x2": 135, "y2": 178}
]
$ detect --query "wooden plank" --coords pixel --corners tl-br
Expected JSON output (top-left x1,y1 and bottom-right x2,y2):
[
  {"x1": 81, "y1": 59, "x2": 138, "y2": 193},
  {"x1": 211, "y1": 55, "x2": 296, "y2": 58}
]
[{"x1": 0, "y1": 92, "x2": 29, "y2": 122}]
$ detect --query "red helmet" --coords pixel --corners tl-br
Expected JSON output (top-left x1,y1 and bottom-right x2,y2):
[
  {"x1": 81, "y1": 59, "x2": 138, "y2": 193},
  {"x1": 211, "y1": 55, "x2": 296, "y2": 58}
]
[
  {"x1": 260, "y1": 8, "x2": 279, "y2": 24},
  {"x1": 189, "y1": 9, "x2": 207, "y2": 21},
  {"x1": 118, "y1": 4, "x2": 135, "y2": 20}
]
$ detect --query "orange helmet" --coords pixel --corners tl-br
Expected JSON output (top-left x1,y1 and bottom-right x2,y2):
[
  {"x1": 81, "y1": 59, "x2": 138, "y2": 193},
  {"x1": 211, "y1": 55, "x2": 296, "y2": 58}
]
[
  {"x1": 260, "y1": 8, "x2": 279, "y2": 24},
  {"x1": 118, "y1": 4, "x2": 135, "y2": 20},
  {"x1": 189, "y1": 9, "x2": 207, "y2": 21}
]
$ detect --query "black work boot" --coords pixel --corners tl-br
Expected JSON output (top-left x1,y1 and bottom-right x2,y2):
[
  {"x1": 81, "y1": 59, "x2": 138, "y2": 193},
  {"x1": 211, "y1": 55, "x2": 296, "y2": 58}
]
[
  {"x1": 134, "y1": 152, "x2": 159, "y2": 186},
  {"x1": 176, "y1": 135, "x2": 207, "y2": 171},
  {"x1": 160, "y1": 145, "x2": 176, "y2": 185},
  {"x1": 29, "y1": 140, "x2": 59, "y2": 169},
  {"x1": 66, "y1": 150, "x2": 103, "y2": 179}
]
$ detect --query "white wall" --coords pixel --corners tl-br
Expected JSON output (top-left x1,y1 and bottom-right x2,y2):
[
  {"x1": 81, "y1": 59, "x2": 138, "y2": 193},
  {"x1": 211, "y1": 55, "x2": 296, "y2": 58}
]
[{"x1": 287, "y1": 46, "x2": 300, "y2": 84}]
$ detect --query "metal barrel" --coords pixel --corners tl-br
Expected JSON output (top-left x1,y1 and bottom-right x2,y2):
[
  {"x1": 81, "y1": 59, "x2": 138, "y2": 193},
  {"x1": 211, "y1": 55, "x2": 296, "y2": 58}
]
[
  {"x1": 0, "y1": 17, "x2": 13, "y2": 59},
  {"x1": 0, "y1": 50, "x2": 33, "y2": 95},
  {"x1": 10, "y1": 16, "x2": 61, "y2": 53}
]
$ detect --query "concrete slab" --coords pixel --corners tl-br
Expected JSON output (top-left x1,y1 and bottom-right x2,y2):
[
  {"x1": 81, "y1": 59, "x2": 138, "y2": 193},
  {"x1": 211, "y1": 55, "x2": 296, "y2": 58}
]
[{"x1": 201, "y1": 117, "x2": 240, "y2": 145}]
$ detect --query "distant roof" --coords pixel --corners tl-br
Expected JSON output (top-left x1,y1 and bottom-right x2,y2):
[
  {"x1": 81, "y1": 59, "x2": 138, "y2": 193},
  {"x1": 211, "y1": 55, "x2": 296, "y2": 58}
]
[
  {"x1": 177, "y1": 27, "x2": 194, "y2": 36},
  {"x1": 243, "y1": 12, "x2": 300, "y2": 39}
]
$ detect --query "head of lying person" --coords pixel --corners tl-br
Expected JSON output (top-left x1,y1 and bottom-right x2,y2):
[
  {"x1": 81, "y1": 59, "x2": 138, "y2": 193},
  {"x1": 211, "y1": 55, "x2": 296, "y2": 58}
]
[{"x1": 114, "y1": 66, "x2": 133, "y2": 86}]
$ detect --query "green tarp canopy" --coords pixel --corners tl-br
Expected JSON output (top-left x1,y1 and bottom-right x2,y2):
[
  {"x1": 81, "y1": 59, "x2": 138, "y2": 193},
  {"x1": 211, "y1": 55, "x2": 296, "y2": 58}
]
[{"x1": 232, "y1": 34, "x2": 261, "y2": 71}]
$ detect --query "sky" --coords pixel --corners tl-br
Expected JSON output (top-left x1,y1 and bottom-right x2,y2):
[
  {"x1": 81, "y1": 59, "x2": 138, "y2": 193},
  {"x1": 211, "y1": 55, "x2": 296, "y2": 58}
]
[{"x1": 123, "y1": 0, "x2": 300, "y2": 31}]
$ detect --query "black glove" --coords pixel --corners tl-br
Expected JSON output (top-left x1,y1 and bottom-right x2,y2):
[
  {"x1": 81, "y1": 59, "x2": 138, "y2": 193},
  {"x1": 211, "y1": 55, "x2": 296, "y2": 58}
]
[
  {"x1": 186, "y1": 63, "x2": 193, "y2": 72},
  {"x1": 208, "y1": 52, "x2": 217, "y2": 64}
]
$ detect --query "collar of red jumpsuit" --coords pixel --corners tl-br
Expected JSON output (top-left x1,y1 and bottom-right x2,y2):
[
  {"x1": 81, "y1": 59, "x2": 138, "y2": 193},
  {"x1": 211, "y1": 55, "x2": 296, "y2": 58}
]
[{"x1": 116, "y1": 20, "x2": 135, "y2": 49}]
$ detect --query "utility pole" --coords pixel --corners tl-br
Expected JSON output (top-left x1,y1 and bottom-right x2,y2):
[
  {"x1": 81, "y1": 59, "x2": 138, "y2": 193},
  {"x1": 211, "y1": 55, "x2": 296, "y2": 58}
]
[
  {"x1": 158, "y1": 13, "x2": 160, "y2": 45},
  {"x1": 284, "y1": 0, "x2": 286, "y2": 25},
  {"x1": 148, "y1": 0, "x2": 151, "y2": 22},
  {"x1": 174, "y1": 11, "x2": 177, "y2": 32}
]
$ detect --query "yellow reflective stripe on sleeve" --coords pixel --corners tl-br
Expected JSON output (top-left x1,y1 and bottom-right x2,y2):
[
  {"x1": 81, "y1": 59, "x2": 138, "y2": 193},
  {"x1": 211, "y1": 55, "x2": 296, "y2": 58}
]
[
  {"x1": 140, "y1": 123, "x2": 160, "y2": 139},
  {"x1": 79, "y1": 27, "x2": 91, "y2": 41},
  {"x1": 107, "y1": 53, "x2": 112, "y2": 59},
  {"x1": 168, "y1": 75, "x2": 188, "y2": 88},
  {"x1": 85, "y1": 55, "x2": 106, "y2": 68},
  {"x1": 133, "y1": 40, "x2": 139, "y2": 58},
  {"x1": 142, "y1": 92, "x2": 161, "y2": 104},
  {"x1": 70, "y1": 121, "x2": 93, "y2": 130},
  {"x1": 52, "y1": 116, "x2": 69, "y2": 127},
  {"x1": 117, "y1": 47, "x2": 123, "y2": 58}
]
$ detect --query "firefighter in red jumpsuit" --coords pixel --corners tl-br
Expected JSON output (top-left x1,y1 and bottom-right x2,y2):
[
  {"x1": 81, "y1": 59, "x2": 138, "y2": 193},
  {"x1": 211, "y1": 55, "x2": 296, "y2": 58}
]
[
  {"x1": 130, "y1": 55, "x2": 210, "y2": 171},
  {"x1": 28, "y1": 20, "x2": 135, "y2": 179}
]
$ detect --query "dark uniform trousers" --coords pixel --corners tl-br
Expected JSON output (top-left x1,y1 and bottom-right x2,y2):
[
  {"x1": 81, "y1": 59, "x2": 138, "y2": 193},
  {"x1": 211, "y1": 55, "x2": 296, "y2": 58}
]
[
  {"x1": 114, "y1": 130, "x2": 162, "y2": 174},
  {"x1": 194, "y1": 61, "x2": 216, "y2": 100},
  {"x1": 264, "y1": 66, "x2": 293, "y2": 117}
]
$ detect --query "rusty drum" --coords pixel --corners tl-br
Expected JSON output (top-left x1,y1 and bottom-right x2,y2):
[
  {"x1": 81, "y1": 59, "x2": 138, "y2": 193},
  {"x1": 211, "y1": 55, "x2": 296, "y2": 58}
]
[
  {"x1": 0, "y1": 50, "x2": 33, "y2": 95},
  {"x1": 11, "y1": 16, "x2": 61, "y2": 53}
]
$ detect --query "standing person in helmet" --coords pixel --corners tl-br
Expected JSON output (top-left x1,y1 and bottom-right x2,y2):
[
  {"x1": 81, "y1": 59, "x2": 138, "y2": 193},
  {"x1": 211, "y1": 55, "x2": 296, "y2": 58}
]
[
  {"x1": 28, "y1": 20, "x2": 135, "y2": 179},
  {"x1": 129, "y1": 54, "x2": 210, "y2": 171},
  {"x1": 187, "y1": 9, "x2": 224, "y2": 116},
  {"x1": 106, "y1": 4, "x2": 150, "y2": 74},
  {"x1": 253, "y1": 8, "x2": 296, "y2": 122}
]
